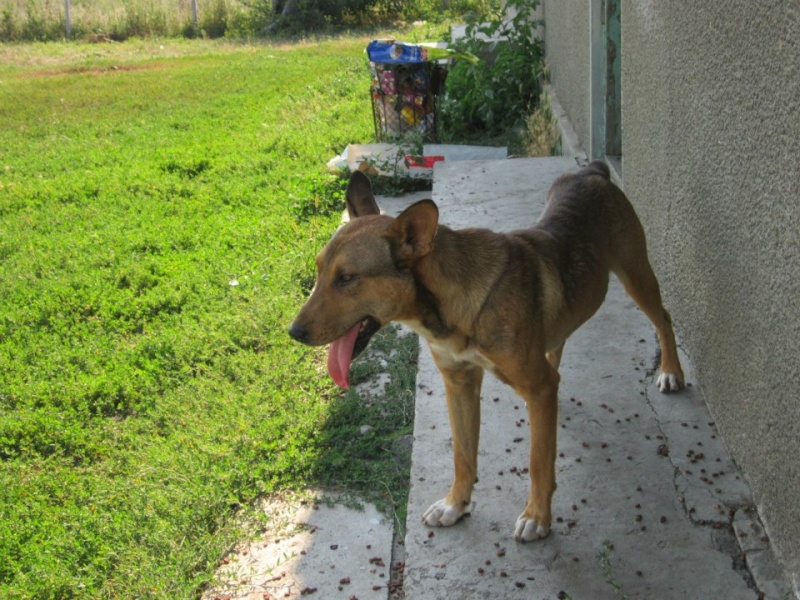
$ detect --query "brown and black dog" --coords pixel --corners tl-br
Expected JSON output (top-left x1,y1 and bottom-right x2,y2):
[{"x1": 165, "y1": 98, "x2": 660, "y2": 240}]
[{"x1": 289, "y1": 161, "x2": 684, "y2": 541}]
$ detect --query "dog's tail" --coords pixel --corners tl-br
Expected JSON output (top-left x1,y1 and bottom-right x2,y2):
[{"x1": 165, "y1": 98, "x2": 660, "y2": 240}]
[{"x1": 584, "y1": 160, "x2": 610, "y2": 180}]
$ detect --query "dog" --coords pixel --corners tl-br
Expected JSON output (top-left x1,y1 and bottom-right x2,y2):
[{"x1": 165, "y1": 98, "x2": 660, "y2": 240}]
[{"x1": 289, "y1": 161, "x2": 684, "y2": 541}]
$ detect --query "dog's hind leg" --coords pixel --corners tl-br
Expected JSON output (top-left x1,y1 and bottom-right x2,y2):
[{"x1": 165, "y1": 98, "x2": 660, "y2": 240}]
[
  {"x1": 606, "y1": 193, "x2": 685, "y2": 392},
  {"x1": 422, "y1": 358, "x2": 483, "y2": 527},
  {"x1": 614, "y1": 261, "x2": 685, "y2": 393}
]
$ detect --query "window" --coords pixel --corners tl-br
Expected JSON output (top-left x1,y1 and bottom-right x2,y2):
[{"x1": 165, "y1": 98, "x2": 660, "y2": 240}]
[{"x1": 591, "y1": 0, "x2": 622, "y2": 171}]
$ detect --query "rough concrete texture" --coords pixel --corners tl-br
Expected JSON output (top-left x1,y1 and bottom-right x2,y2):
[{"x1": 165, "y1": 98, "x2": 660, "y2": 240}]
[
  {"x1": 541, "y1": 1, "x2": 800, "y2": 591},
  {"x1": 203, "y1": 493, "x2": 394, "y2": 600},
  {"x1": 402, "y1": 158, "x2": 793, "y2": 599}
]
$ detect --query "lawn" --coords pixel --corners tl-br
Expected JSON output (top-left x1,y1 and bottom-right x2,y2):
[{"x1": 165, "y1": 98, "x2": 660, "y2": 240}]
[{"x1": 0, "y1": 34, "x2": 424, "y2": 598}]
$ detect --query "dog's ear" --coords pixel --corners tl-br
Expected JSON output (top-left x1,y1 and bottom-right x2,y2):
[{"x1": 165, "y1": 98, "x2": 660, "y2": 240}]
[
  {"x1": 391, "y1": 199, "x2": 439, "y2": 263},
  {"x1": 345, "y1": 171, "x2": 380, "y2": 219}
]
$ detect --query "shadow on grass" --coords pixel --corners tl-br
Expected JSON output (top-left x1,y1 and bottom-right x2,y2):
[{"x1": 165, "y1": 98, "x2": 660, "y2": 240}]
[{"x1": 310, "y1": 324, "x2": 420, "y2": 532}]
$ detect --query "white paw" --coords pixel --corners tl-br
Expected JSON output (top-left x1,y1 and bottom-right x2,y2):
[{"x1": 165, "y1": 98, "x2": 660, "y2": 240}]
[
  {"x1": 514, "y1": 515, "x2": 550, "y2": 542},
  {"x1": 422, "y1": 499, "x2": 466, "y2": 527},
  {"x1": 657, "y1": 371, "x2": 684, "y2": 393}
]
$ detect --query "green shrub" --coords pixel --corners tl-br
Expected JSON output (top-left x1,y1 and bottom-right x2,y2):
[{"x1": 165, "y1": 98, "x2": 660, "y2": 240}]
[
  {"x1": 199, "y1": 0, "x2": 229, "y2": 37},
  {"x1": 261, "y1": 0, "x2": 497, "y2": 33},
  {"x1": 440, "y1": 0, "x2": 544, "y2": 137},
  {"x1": 10, "y1": 0, "x2": 66, "y2": 41}
]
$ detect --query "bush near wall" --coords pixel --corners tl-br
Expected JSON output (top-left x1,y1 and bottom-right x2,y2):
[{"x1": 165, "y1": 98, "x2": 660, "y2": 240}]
[{"x1": 440, "y1": 0, "x2": 544, "y2": 139}]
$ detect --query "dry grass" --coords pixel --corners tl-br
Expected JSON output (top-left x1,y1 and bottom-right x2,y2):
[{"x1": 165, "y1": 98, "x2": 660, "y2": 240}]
[
  {"x1": 0, "y1": 0, "x2": 245, "y2": 40},
  {"x1": 525, "y1": 87, "x2": 561, "y2": 157}
]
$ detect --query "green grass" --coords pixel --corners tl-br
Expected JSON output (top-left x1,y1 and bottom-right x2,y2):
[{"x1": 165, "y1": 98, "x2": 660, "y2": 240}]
[{"x1": 0, "y1": 35, "x2": 422, "y2": 598}]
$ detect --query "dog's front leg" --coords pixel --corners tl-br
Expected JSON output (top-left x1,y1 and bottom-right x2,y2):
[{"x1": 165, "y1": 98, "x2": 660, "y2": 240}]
[
  {"x1": 422, "y1": 357, "x2": 483, "y2": 527},
  {"x1": 513, "y1": 360, "x2": 559, "y2": 542}
]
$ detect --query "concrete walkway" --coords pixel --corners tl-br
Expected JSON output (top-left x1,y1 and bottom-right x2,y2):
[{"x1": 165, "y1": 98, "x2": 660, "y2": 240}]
[
  {"x1": 204, "y1": 156, "x2": 794, "y2": 600},
  {"x1": 399, "y1": 157, "x2": 793, "y2": 600}
]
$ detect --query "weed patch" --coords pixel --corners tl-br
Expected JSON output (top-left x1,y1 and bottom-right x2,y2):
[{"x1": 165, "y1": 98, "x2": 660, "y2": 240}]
[{"x1": 316, "y1": 325, "x2": 419, "y2": 528}]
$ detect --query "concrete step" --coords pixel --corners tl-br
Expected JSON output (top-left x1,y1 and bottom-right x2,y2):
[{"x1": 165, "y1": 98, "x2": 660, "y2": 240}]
[{"x1": 401, "y1": 157, "x2": 792, "y2": 599}]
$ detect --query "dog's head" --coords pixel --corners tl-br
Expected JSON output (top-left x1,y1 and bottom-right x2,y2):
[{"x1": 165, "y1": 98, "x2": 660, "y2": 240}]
[{"x1": 288, "y1": 171, "x2": 438, "y2": 388}]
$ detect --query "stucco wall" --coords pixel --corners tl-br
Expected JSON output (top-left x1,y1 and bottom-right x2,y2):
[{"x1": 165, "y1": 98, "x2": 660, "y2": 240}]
[
  {"x1": 540, "y1": 2, "x2": 591, "y2": 150},
  {"x1": 543, "y1": 0, "x2": 800, "y2": 590}
]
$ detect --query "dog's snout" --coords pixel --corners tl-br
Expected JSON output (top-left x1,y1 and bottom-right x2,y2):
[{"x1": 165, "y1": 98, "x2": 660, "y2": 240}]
[{"x1": 288, "y1": 322, "x2": 309, "y2": 344}]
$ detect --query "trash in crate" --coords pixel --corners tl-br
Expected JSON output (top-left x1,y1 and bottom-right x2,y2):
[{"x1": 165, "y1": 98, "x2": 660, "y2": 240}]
[
  {"x1": 367, "y1": 40, "x2": 478, "y2": 142},
  {"x1": 369, "y1": 62, "x2": 437, "y2": 139}
]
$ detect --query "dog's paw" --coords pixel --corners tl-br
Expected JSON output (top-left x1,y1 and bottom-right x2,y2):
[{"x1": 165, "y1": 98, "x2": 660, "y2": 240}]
[
  {"x1": 657, "y1": 371, "x2": 684, "y2": 393},
  {"x1": 422, "y1": 499, "x2": 466, "y2": 527},
  {"x1": 513, "y1": 515, "x2": 550, "y2": 542}
]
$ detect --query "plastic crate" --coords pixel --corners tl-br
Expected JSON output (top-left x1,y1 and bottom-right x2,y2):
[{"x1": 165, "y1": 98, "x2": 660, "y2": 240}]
[{"x1": 369, "y1": 60, "x2": 447, "y2": 142}]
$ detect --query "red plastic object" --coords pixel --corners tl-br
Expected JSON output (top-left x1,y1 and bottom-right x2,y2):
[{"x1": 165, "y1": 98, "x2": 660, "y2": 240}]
[{"x1": 405, "y1": 155, "x2": 445, "y2": 169}]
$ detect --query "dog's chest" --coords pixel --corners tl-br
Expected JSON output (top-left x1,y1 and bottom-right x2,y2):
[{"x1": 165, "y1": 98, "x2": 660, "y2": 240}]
[
  {"x1": 400, "y1": 318, "x2": 496, "y2": 371},
  {"x1": 433, "y1": 341, "x2": 496, "y2": 371}
]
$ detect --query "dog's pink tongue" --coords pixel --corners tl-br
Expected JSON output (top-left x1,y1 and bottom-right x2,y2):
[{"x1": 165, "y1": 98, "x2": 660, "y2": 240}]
[{"x1": 327, "y1": 323, "x2": 360, "y2": 389}]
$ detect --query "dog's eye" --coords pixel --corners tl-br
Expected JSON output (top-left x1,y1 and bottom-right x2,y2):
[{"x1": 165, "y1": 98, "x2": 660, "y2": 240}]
[{"x1": 337, "y1": 273, "x2": 358, "y2": 286}]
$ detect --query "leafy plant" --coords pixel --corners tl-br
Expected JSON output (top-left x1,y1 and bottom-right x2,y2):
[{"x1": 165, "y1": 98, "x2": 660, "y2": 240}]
[
  {"x1": 440, "y1": 0, "x2": 544, "y2": 137},
  {"x1": 362, "y1": 131, "x2": 432, "y2": 196}
]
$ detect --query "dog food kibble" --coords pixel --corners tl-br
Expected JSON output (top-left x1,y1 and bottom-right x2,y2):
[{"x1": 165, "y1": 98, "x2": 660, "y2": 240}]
[{"x1": 300, "y1": 587, "x2": 317, "y2": 595}]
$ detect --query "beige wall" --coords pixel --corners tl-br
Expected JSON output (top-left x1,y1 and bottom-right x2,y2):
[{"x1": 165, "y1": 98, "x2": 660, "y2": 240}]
[
  {"x1": 543, "y1": 0, "x2": 800, "y2": 591},
  {"x1": 540, "y1": 2, "x2": 591, "y2": 149}
]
